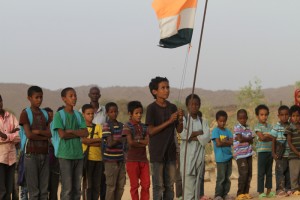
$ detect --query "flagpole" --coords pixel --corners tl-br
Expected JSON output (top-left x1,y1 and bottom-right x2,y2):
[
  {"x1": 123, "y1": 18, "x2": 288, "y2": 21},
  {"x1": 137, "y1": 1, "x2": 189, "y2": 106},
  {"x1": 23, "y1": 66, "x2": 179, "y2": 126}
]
[{"x1": 182, "y1": 0, "x2": 209, "y2": 199}]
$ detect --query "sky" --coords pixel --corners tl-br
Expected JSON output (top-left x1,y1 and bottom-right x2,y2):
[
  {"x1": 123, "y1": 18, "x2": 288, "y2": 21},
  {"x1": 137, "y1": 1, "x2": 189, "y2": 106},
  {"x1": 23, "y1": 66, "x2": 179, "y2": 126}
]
[{"x1": 1, "y1": 0, "x2": 299, "y2": 91}]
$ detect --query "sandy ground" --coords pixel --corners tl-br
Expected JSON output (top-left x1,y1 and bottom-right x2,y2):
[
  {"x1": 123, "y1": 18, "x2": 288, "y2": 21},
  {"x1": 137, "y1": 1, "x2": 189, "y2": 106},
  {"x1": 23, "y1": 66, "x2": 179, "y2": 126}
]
[
  {"x1": 51, "y1": 157, "x2": 298, "y2": 200},
  {"x1": 121, "y1": 157, "x2": 299, "y2": 200}
]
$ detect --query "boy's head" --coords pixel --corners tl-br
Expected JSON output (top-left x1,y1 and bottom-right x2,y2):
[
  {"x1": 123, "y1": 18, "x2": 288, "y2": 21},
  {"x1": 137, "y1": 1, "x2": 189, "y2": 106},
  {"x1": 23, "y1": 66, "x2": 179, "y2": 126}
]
[
  {"x1": 127, "y1": 101, "x2": 143, "y2": 123},
  {"x1": 61, "y1": 87, "x2": 77, "y2": 107},
  {"x1": 289, "y1": 105, "x2": 300, "y2": 123},
  {"x1": 149, "y1": 76, "x2": 169, "y2": 99},
  {"x1": 105, "y1": 102, "x2": 118, "y2": 121},
  {"x1": 255, "y1": 104, "x2": 269, "y2": 124},
  {"x1": 278, "y1": 105, "x2": 289, "y2": 124},
  {"x1": 216, "y1": 110, "x2": 228, "y2": 129},
  {"x1": 185, "y1": 94, "x2": 201, "y2": 116},
  {"x1": 295, "y1": 89, "x2": 300, "y2": 106},
  {"x1": 43, "y1": 107, "x2": 53, "y2": 121},
  {"x1": 88, "y1": 86, "x2": 101, "y2": 103},
  {"x1": 237, "y1": 109, "x2": 248, "y2": 126},
  {"x1": 27, "y1": 86, "x2": 43, "y2": 108},
  {"x1": 82, "y1": 104, "x2": 94, "y2": 123}
]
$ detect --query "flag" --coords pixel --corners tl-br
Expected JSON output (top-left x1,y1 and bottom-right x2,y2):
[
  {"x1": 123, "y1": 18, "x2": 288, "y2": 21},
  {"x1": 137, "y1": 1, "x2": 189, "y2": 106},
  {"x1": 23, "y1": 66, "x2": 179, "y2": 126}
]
[{"x1": 152, "y1": 0, "x2": 197, "y2": 48}]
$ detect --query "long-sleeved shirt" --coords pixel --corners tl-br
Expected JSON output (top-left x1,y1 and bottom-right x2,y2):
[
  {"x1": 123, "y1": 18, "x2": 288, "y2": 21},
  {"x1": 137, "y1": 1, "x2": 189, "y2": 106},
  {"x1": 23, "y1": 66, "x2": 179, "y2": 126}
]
[{"x1": 0, "y1": 111, "x2": 20, "y2": 166}]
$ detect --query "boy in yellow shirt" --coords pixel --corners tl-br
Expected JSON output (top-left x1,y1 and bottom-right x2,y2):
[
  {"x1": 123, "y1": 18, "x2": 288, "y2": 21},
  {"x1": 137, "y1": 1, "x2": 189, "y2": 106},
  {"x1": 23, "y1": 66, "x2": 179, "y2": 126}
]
[{"x1": 81, "y1": 104, "x2": 103, "y2": 200}]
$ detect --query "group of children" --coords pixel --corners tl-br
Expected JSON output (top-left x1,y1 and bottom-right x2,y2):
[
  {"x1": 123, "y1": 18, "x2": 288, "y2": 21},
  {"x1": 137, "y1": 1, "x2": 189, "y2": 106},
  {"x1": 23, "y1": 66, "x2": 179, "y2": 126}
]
[
  {"x1": 0, "y1": 78, "x2": 300, "y2": 200},
  {"x1": 210, "y1": 90, "x2": 300, "y2": 200}
]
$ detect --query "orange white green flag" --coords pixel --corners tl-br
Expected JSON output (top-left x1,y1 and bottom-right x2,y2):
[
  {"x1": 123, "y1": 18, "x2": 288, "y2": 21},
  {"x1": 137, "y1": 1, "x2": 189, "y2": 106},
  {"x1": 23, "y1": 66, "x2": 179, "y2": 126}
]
[{"x1": 152, "y1": 0, "x2": 197, "y2": 48}]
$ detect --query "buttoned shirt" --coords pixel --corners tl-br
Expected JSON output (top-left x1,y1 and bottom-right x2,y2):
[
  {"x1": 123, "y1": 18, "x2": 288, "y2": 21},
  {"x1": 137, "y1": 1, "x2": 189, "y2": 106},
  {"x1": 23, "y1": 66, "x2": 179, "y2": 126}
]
[{"x1": 0, "y1": 111, "x2": 20, "y2": 166}]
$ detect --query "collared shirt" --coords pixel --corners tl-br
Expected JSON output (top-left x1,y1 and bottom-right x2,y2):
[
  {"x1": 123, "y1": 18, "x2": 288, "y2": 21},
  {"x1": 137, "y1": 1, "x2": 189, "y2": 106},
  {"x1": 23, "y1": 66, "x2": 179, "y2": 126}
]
[
  {"x1": 93, "y1": 106, "x2": 106, "y2": 126},
  {"x1": 0, "y1": 111, "x2": 20, "y2": 166},
  {"x1": 233, "y1": 123, "x2": 254, "y2": 160},
  {"x1": 255, "y1": 122, "x2": 273, "y2": 152},
  {"x1": 270, "y1": 122, "x2": 290, "y2": 157}
]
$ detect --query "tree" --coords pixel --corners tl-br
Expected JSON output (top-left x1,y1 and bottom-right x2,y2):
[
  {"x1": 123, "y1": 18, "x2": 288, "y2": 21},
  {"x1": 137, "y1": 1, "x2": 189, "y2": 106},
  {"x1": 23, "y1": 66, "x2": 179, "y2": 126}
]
[
  {"x1": 238, "y1": 78, "x2": 265, "y2": 109},
  {"x1": 295, "y1": 81, "x2": 300, "y2": 88}
]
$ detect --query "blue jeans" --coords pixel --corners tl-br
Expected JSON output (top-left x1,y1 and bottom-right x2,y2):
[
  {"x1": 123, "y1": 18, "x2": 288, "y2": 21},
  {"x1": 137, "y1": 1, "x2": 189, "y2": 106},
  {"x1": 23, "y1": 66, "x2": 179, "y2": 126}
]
[
  {"x1": 24, "y1": 154, "x2": 49, "y2": 200},
  {"x1": 215, "y1": 159, "x2": 232, "y2": 198},
  {"x1": 151, "y1": 161, "x2": 176, "y2": 200},
  {"x1": 59, "y1": 158, "x2": 83, "y2": 200}
]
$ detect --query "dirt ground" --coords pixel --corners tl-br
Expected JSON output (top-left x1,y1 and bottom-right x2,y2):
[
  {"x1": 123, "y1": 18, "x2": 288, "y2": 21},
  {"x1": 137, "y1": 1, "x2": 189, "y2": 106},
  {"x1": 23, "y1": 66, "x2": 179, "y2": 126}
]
[{"x1": 121, "y1": 157, "x2": 299, "y2": 200}]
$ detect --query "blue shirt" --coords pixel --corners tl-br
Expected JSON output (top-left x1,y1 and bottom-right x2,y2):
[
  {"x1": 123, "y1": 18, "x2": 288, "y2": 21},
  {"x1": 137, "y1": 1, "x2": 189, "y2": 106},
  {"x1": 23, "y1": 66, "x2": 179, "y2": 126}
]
[
  {"x1": 270, "y1": 122, "x2": 290, "y2": 157},
  {"x1": 212, "y1": 127, "x2": 233, "y2": 163}
]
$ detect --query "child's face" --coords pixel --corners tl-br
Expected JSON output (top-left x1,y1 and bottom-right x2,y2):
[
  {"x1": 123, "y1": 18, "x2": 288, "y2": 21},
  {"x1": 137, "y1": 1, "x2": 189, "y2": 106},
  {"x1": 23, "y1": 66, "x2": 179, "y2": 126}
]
[
  {"x1": 187, "y1": 98, "x2": 200, "y2": 117},
  {"x1": 257, "y1": 109, "x2": 269, "y2": 124},
  {"x1": 28, "y1": 92, "x2": 43, "y2": 108},
  {"x1": 62, "y1": 89, "x2": 77, "y2": 107},
  {"x1": 290, "y1": 111, "x2": 300, "y2": 123},
  {"x1": 83, "y1": 108, "x2": 94, "y2": 123},
  {"x1": 107, "y1": 106, "x2": 118, "y2": 121},
  {"x1": 278, "y1": 109, "x2": 289, "y2": 124},
  {"x1": 89, "y1": 88, "x2": 101, "y2": 103},
  {"x1": 152, "y1": 81, "x2": 170, "y2": 100},
  {"x1": 217, "y1": 116, "x2": 227, "y2": 129},
  {"x1": 130, "y1": 107, "x2": 143, "y2": 123},
  {"x1": 237, "y1": 112, "x2": 248, "y2": 126}
]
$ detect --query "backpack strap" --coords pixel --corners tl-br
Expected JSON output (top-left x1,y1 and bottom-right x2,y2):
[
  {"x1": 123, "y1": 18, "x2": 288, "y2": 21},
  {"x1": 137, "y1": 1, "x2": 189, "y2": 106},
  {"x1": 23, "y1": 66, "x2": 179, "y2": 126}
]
[
  {"x1": 23, "y1": 107, "x2": 49, "y2": 153},
  {"x1": 58, "y1": 109, "x2": 81, "y2": 128}
]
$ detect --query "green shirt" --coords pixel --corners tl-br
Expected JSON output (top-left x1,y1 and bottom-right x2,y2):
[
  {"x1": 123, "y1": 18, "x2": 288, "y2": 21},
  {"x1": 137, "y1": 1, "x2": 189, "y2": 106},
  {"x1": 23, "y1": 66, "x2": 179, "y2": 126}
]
[
  {"x1": 255, "y1": 123, "x2": 273, "y2": 153},
  {"x1": 52, "y1": 110, "x2": 86, "y2": 159}
]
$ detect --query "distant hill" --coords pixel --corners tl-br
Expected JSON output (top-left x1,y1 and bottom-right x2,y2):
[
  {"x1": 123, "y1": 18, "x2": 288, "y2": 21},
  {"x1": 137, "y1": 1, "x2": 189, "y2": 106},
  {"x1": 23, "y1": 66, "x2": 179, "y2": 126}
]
[{"x1": 0, "y1": 83, "x2": 296, "y2": 117}]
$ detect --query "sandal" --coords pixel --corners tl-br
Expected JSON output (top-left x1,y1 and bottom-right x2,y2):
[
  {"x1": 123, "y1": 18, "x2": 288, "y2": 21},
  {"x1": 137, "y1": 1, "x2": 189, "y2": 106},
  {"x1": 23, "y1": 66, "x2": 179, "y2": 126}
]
[
  {"x1": 258, "y1": 193, "x2": 267, "y2": 199},
  {"x1": 266, "y1": 191, "x2": 275, "y2": 198},
  {"x1": 276, "y1": 190, "x2": 286, "y2": 197},
  {"x1": 293, "y1": 190, "x2": 300, "y2": 195},
  {"x1": 200, "y1": 195, "x2": 213, "y2": 200}
]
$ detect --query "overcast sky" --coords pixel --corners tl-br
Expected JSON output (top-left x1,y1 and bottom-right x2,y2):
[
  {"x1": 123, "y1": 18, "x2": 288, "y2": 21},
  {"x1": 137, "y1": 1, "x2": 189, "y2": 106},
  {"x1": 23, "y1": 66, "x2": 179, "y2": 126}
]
[{"x1": 1, "y1": 0, "x2": 299, "y2": 91}]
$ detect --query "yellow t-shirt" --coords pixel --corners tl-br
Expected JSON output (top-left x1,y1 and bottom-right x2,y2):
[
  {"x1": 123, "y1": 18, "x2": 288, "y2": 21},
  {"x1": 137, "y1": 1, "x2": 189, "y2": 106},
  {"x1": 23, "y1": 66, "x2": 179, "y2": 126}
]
[{"x1": 82, "y1": 124, "x2": 103, "y2": 161}]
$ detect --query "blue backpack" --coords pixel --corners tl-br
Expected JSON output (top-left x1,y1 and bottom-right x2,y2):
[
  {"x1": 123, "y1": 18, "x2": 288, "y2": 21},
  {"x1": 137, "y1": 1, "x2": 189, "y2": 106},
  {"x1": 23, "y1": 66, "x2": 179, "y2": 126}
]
[
  {"x1": 19, "y1": 107, "x2": 49, "y2": 152},
  {"x1": 50, "y1": 110, "x2": 82, "y2": 157},
  {"x1": 17, "y1": 107, "x2": 48, "y2": 186}
]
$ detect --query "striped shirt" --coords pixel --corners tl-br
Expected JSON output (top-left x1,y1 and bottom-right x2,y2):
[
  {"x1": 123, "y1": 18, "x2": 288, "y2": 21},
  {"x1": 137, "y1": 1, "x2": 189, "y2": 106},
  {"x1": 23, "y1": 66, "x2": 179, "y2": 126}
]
[
  {"x1": 270, "y1": 122, "x2": 290, "y2": 158},
  {"x1": 233, "y1": 123, "x2": 254, "y2": 160},
  {"x1": 255, "y1": 123, "x2": 273, "y2": 153},
  {"x1": 286, "y1": 123, "x2": 300, "y2": 159},
  {"x1": 102, "y1": 120, "x2": 124, "y2": 162}
]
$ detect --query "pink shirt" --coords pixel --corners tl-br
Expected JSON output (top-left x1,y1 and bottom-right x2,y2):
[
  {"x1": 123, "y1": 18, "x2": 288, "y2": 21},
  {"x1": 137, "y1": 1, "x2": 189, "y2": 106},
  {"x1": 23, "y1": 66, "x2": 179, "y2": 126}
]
[{"x1": 0, "y1": 111, "x2": 20, "y2": 166}]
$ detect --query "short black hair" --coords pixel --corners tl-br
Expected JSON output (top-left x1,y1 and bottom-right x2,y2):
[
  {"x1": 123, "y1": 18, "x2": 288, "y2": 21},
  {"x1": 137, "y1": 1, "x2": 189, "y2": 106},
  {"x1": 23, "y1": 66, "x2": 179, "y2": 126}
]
[
  {"x1": 0, "y1": 94, "x2": 2, "y2": 100},
  {"x1": 61, "y1": 87, "x2": 75, "y2": 97},
  {"x1": 185, "y1": 94, "x2": 201, "y2": 107},
  {"x1": 43, "y1": 107, "x2": 53, "y2": 113},
  {"x1": 237, "y1": 109, "x2": 247, "y2": 117},
  {"x1": 216, "y1": 110, "x2": 228, "y2": 120},
  {"x1": 105, "y1": 102, "x2": 118, "y2": 112},
  {"x1": 128, "y1": 101, "x2": 143, "y2": 114},
  {"x1": 255, "y1": 104, "x2": 269, "y2": 116},
  {"x1": 56, "y1": 106, "x2": 65, "y2": 112},
  {"x1": 278, "y1": 105, "x2": 289, "y2": 114},
  {"x1": 28, "y1": 86, "x2": 43, "y2": 97},
  {"x1": 82, "y1": 104, "x2": 94, "y2": 113},
  {"x1": 149, "y1": 76, "x2": 169, "y2": 99},
  {"x1": 289, "y1": 105, "x2": 300, "y2": 116}
]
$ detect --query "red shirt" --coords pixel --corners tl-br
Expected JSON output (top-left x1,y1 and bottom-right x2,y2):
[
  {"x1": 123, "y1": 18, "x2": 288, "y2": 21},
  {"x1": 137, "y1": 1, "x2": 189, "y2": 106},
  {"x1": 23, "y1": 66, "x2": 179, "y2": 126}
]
[{"x1": 123, "y1": 120, "x2": 148, "y2": 162}]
